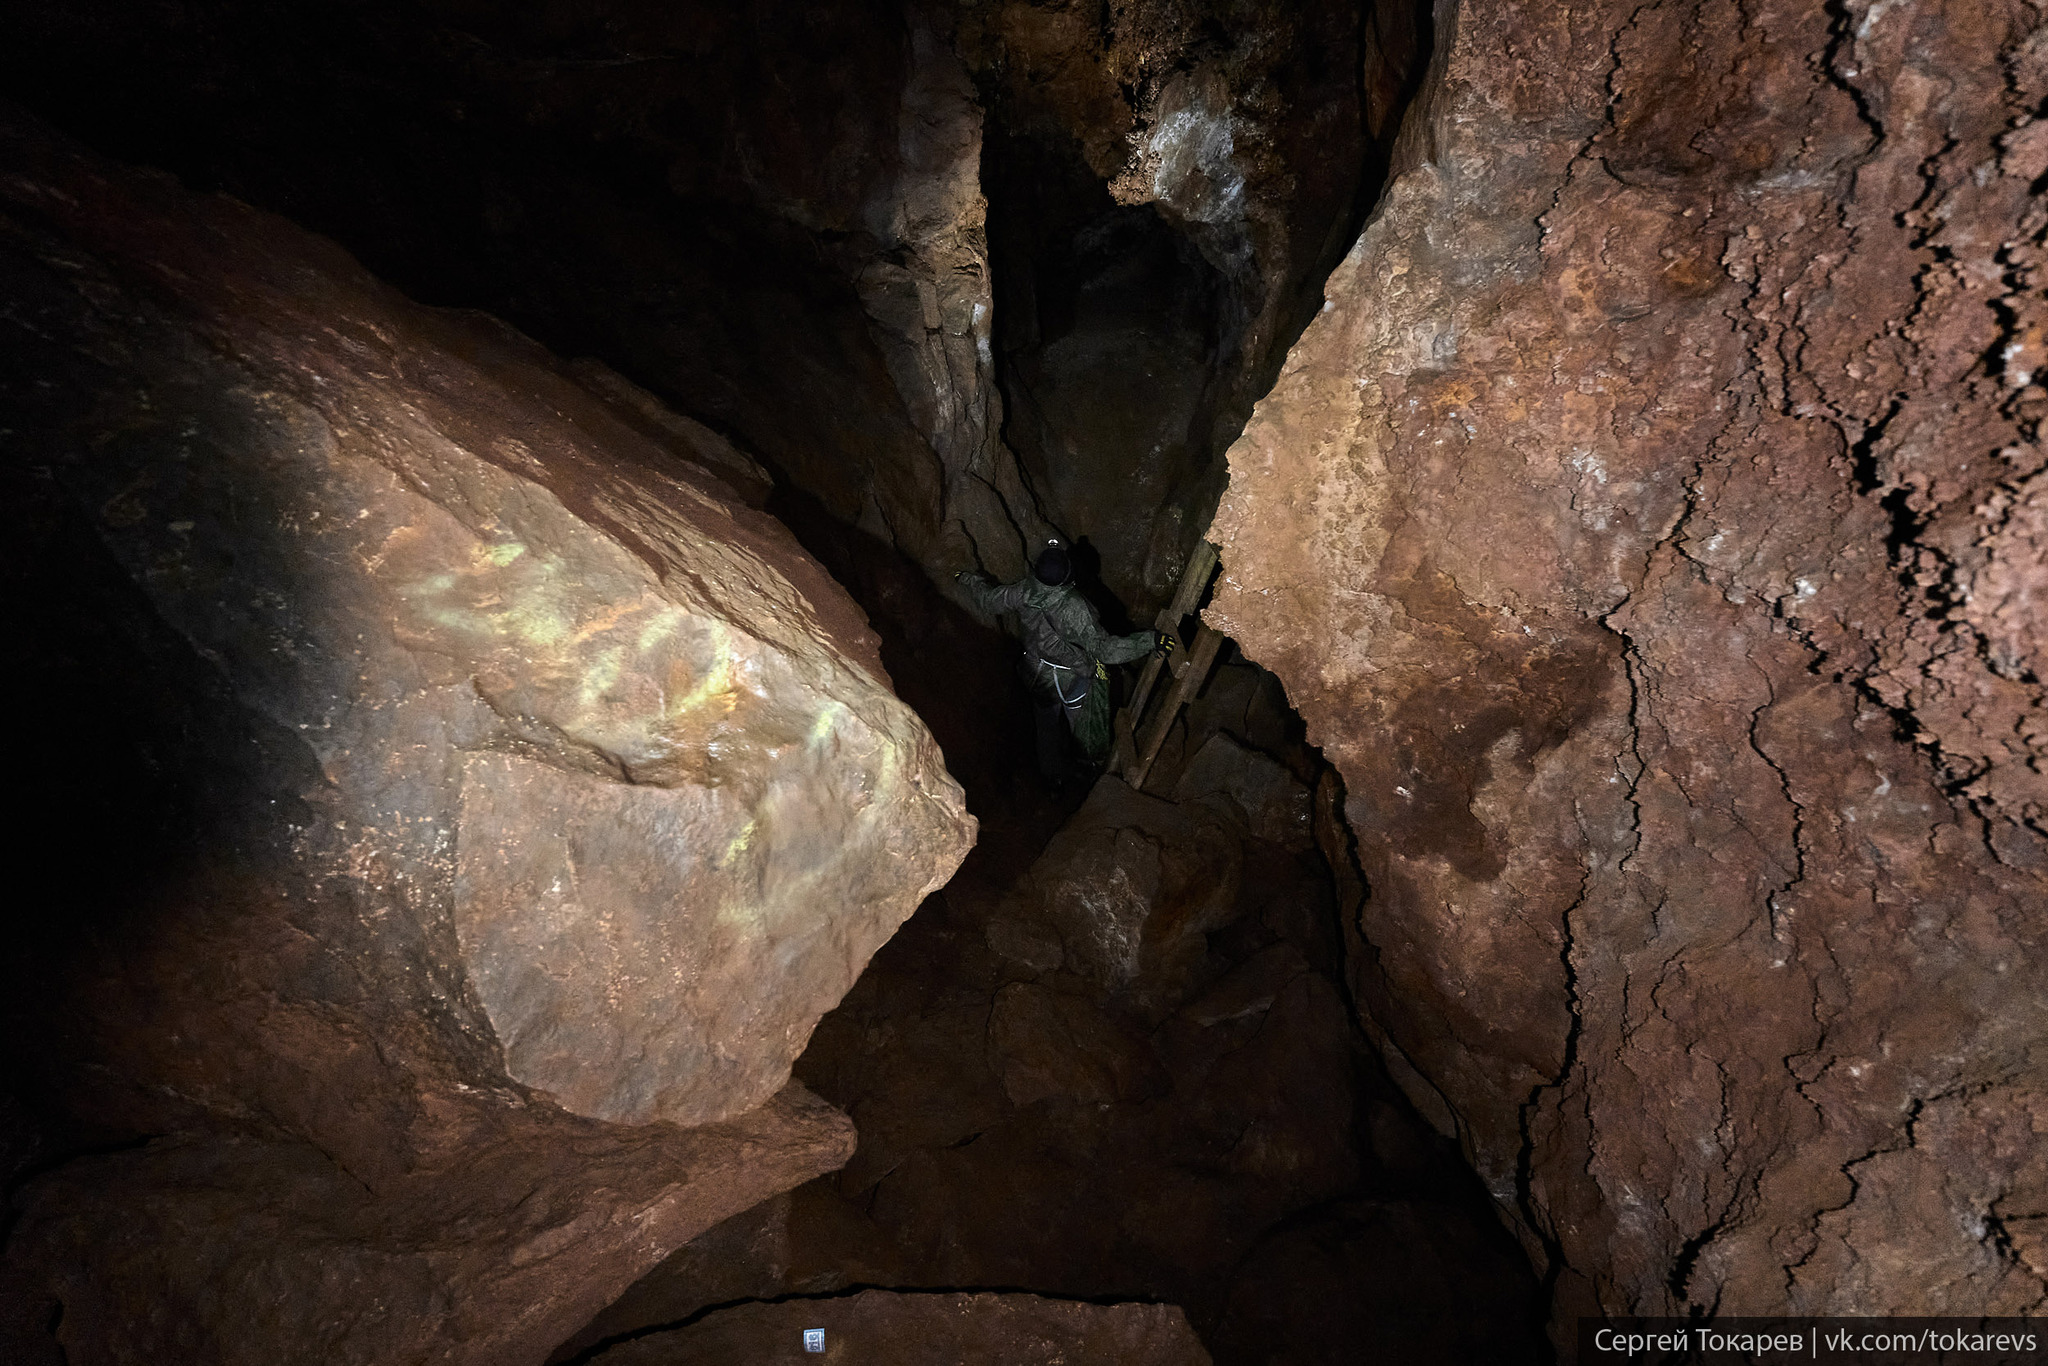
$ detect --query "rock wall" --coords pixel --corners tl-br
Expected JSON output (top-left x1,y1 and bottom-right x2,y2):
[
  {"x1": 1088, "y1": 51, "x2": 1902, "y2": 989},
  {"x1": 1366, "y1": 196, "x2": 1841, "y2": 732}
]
[
  {"x1": 0, "y1": 0, "x2": 1437, "y2": 623},
  {"x1": 1210, "y1": 0, "x2": 2048, "y2": 1336},
  {"x1": 0, "y1": 0, "x2": 1058, "y2": 583},
  {"x1": 0, "y1": 109, "x2": 972, "y2": 1363},
  {"x1": 958, "y1": 0, "x2": 1427, "y2": 610}
]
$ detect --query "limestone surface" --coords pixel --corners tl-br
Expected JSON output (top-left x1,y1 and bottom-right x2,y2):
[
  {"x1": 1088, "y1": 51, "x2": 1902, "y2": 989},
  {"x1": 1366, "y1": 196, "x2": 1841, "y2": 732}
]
[{"x1": 1209, "y1": 0, "x2": 2048, "y2": 1336}]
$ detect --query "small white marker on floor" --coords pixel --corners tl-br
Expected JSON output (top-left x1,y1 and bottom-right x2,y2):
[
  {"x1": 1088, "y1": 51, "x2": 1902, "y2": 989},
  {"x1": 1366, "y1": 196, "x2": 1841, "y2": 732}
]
[{"x1": 803, "y1": 1327, "x2": 825, "y2": 1353}]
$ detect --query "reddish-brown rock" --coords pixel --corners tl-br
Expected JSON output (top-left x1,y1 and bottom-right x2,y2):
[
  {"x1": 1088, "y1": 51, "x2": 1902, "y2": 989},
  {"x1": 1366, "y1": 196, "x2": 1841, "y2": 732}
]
[
  {"x1": 1018, "y1": 779, "x2": 1243, "y2": 1002},
  {"x1": 1209, "y1": 0, "x2": 2048, "y2": 1338},
  {"x1": 0, "y1": 0, "x2": 1069, "y2": 590},
  {"x1": 0, "y1": 107, "x2": 971, "y2": 1363},
  {"x1": 1172, "y1": 731, "x2": 1315, "y2": 850},
  {"x1": 4, "y1": 1086, "x2": 851, "y2": 1366}
]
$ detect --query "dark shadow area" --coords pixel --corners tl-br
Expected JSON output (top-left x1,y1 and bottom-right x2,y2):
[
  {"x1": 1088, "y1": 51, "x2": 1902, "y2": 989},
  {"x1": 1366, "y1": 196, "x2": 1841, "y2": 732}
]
[
  {"x1": 0, "y1": 270, "x2": 327, "y2": 1193},
  {"x1": 0, "y1": 0, "x2": 945, "y2": 533}
]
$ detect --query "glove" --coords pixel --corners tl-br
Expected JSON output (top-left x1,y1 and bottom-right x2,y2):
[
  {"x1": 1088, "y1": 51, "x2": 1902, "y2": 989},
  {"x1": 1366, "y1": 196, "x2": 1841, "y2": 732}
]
[{"x1": 1154, "y1": 631, "x2": 1179, "y2": 658}]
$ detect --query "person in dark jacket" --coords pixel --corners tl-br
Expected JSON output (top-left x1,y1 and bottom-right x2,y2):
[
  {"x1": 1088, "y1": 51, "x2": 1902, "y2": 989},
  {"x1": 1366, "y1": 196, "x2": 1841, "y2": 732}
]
[{"x1": 958, "y1": 539, "x2": 1169, "y2": 782}]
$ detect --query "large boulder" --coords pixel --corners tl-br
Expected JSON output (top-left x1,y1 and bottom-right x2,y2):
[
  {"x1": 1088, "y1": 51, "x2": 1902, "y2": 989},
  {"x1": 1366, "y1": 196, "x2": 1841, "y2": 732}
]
[
  {"x1": 1014, "y1": 779, "x2": 1241, "y2": 1004},
  {"x1": 3, "y1": 1088, "x2": 853, "y2": 1366},
  {"x1": 0, "y1": 106, "x2": 972, "y2": 1364},
  {"x1": 1208, "y1": 0, "x2": 2048, "y2": 1338}
]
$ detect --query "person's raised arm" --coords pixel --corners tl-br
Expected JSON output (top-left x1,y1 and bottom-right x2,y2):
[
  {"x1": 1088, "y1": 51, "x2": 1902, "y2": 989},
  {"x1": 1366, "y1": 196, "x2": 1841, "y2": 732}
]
[
  {"x1": 1055, "y1": 593, "x2": 1155, "y2": 665},
  {"x1": 955, "y1": 569, "x2": 1030, "y2": 615}
]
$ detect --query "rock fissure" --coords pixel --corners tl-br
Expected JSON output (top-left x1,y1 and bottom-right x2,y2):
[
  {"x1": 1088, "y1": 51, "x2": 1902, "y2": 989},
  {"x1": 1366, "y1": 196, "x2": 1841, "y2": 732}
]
[
  {"x1": 1513, "y1": 843, "x2": 1590, "y2": 1296},
  {"x1": 1819, "y1": 1, "x2": 1889, "y2": 163},
  {"x1": 1746, "y1": 697, "x2": 1812, "y2": 940}
]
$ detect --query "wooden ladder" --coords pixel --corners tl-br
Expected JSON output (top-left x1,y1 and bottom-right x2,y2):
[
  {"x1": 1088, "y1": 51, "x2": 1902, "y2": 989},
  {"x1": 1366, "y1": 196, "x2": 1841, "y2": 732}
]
[{"x1": 1111, "y1": 540, "x2": 1224, "y2": 790}]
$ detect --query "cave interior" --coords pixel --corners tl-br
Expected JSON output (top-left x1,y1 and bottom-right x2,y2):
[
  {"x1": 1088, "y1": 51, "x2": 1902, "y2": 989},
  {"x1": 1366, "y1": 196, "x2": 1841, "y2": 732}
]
[{"x1": 5, "y1": 0, "x2": 2047, "y2": 1363}]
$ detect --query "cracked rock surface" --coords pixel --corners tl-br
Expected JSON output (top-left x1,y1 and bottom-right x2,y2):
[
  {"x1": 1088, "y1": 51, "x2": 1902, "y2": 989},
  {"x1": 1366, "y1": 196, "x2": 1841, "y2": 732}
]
[
  {"x1": 0, "y1": 110, "x2": 971, "y2": 1363},
  {"x1": 1209, "y1": 0, "x2": 2048, "y2": 1340}
]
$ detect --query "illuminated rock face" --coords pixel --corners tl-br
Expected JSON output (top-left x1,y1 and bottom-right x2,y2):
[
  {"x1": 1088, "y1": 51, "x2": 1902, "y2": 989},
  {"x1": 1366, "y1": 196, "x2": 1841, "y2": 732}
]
[
  {"x1": 12, "y1": 115, "x2": 970, "y2": 1130},
  {"x1": 0, "y1": 110, "x2": 971, "y2": 1362},
  {"x1": 1210, "y1": 0, "x2": 2048, "y2": 1334}
]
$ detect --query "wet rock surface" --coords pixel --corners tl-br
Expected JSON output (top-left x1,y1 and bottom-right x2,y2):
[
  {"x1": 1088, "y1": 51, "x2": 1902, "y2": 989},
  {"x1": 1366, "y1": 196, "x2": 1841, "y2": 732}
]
[
  {"x1": 0, "y1": 111, "x2": 970, "y2": 1362},
  {"x1": 1208, "y1": 0, "x2": 2048, "y2": 1338},
  {"x1": 554, "y1": 648, "x2": 1545, "y2": 1366},
  {"x1": 585, "y1": 1289, "x2": 1211, "y2": 1365}
]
